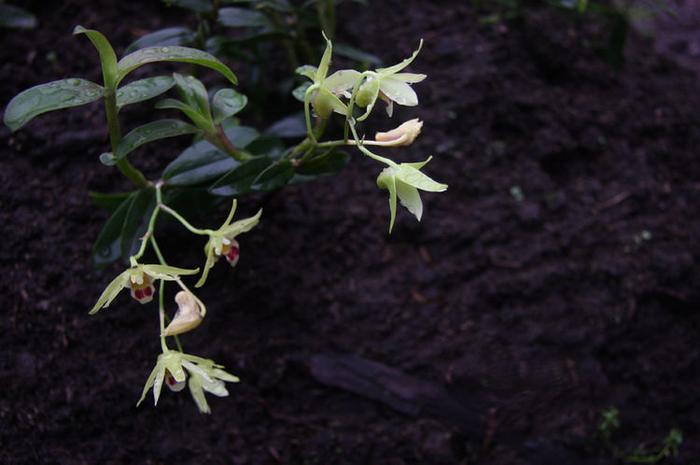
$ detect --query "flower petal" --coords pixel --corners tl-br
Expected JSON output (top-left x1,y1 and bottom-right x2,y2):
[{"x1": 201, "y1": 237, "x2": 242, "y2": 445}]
[
  {"x1": 188, "y1": 375, "x2": 211, "y2": 414},
  {"x1": 141, "y1": 264, "x2": 199, "y2": 280},
  {"x1": 89, "y1": 270, "x2": 130, "y2": 315},
  {"x1": 195, "y1": 244, "x2": 218, "y2": 288},
  {"x1": 396, "y1": 180, "x2": 423, "y2": 222},
  {"x1": 376, "y1": 168, "x2": 398, "y2": 233},
  {"x1": 315, "y1": 33, "x2": 333, "y2": 83},
  {"x1": 152, "y1": 365, "x2": 166, "y2": 406},
  {"x1": 220, "y1": 208, "x2": 263, "y2": 239},
  {"x1": 324, "y1": 69, "x2": 362, "y2": 96},
  {"x1": 393, "y1": 72, "x2": 427, "y2": 83},
  {"x1": 355, "y1": 78, "x2": 380, "y2": 122},
  {"x1": 136, "y1": 362, "x2": 162, "y2": 407},
  {"x1": 379, "y1": 76, "x2": 419, "y2": 107},
  {"x1": 376, "y1": 39, "x2": 423, "y2": 75},
  {"x1": 397, "y1": 164, "x2": 448, "y2": 192}
]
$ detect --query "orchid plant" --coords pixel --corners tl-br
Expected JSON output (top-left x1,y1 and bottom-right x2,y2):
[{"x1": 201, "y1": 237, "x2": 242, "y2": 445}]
[{"x1": 4, "y1": 26, "x2": 446, "y2": 413}]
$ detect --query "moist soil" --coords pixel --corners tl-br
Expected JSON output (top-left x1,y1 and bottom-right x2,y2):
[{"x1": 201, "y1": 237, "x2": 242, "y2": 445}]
[{"x1": 1, "y1": 1, "x2": 700, "y2": 464}]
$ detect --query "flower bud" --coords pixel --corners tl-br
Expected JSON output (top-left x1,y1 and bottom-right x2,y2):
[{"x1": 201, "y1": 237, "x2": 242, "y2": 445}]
[
  {"x1": 374, "y1": 119, "x2": 423, "y2": 147},
  {"x1": 162, "y1": 291, "x2": 203, "y2": 337}
]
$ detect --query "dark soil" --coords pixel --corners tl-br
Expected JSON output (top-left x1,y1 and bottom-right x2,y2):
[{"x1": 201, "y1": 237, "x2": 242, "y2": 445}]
[{"x1": 2, "y1": 1, "x2": 700, "y2": 464}]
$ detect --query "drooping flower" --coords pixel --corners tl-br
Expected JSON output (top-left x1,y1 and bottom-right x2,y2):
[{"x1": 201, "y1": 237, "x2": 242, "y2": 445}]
[
  {"x1": 376, "y1": 156, "x2": 448, "y2": 233},
  {"x1": 162, "y1": 290, "x2": 206, "y2": 337},
  {"x1": 137, "y1": 351, "x2": 239, "y2": 414},
  {"x1": 196, "y1": 200, "x2": 262, "y2": 287},
  {"x1": 89, "y1": 260, "x2": 199, "y2": 314},
  {"x1": 355, "y1": 40, "x2": 426, "y2": 120}
]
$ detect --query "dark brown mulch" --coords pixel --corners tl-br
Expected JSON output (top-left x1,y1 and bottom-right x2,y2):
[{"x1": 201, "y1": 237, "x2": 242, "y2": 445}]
[{"x1": 1, "y1": 1, "x2": 699, "y2": 464}]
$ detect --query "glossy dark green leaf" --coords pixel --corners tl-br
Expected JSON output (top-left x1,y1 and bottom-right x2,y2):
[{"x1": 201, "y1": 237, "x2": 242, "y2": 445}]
[
  {"x1": 120, "y1": 187, "x2": 156, "y2": 261},
  {"x1": 245, "y1": 135, "x2": 286, "y2": 158},
  {"x1": 163, "y1": 140, "x2": 238, "y2": 186},
  {"x1": 4, "y1": 79, "x2": 104, "y2": 131},
  {"x1": 154, "y1": 98, "x2": 211, "y2": 130},
  {"x1": 218, "y1": 7, "x2": 270, "y2": 28},
  {"x1": 125, "y1": 27, "x2": 196, "y2": 53},
  {"x1": 73, "y1": 26, "x2": 119, "y2": 89},
  {"x1": 116, "y1": 76, "x2": 175, "y2": 110},
  {"x1": 212, "y1": 88, "x2": 247, "y2": 123},
  {"x1": 0, "y1": 4, "x2": 37, "y2": 29},
  {"x1": 334, "y1": 43, "x2": 382, "y2": 66},
  {"x1": 117, "y1": 46, "x2": 237, "y2": 86},
  {"x1": 205, "y1": 33, "x2": 288, "y2": 58},
  {"x1": 164, "y1": 0, "x2": 213, "y2": 13},
  {"x1": 222, "y1": 122, "x2": 260, "y2": 148},
  {"x1": 252, "y1": 160, "x2": 294, "y2": 192},
  {"x1": 173, "y1": 73, "x2": 210, "y2": 116},
  {"x1": 89, "y1": 191, "x2": 134, "y2": 212},
  {"x1": 92, "y1": 192, "x2": 134, "y2": 266},
  {"x1": 101, "y1": 119, "x2": 199, "y2": 165},
  {"x1": 209, "y1": 157, "x2": 273, "y2": 196},
  {"x1": 265, "y1": 112, "x2": 306, "y2": 138},
  {"x1": 295, "y1": 149, "x2": 349, "y2": 177}
]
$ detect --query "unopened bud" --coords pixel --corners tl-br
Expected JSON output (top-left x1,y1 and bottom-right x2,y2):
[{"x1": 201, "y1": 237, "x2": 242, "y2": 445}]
[
  {"x1": 162, "y1": 291, "x2": 203, "y2": 337},
  {"x1": 374, "y1": 118, "x2": 423, "y2": 147}
]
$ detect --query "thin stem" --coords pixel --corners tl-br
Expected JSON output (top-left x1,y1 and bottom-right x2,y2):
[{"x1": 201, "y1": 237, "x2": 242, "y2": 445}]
[
  {"x1": 104, "y1": 90, "x2": 149, "y2": 188},
  {"x1": 348, "y1": 121, "x2": 396, "y2": 166},
  {"x1": 344, "y1": 72, "x2": 369, "y2": 143},
  {"x1": 159, "y1": 204, "x2": 212, "y2": 235},
  {"x1": 151, "y1": 235, "x2": 185, "y2": 353},
  {"x1": 158, "y1": 281, "x2": 168, "y2": 353},
  {"x1": 304, "y1": 84, "x2": 319, "y2": 143},
  {"x1": 207, "y1": 126, "x2": 251, "y2": 162}
]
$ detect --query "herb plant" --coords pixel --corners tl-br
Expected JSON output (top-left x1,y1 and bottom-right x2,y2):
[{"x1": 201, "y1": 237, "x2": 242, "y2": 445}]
[{"x1": 4, "y1": 26, "x2": 446, "y2": 413}]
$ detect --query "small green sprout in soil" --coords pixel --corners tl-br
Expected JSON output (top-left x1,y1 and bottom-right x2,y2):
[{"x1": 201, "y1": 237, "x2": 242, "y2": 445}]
[
  {"x1": 4, "y1": 25, "x2": 447, "y2": 413},
  {"x1": 595, "y1": 407, "x2": 683, "y2": 463}
]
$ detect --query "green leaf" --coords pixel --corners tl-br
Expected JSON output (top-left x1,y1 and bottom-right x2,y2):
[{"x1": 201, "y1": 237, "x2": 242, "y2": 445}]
[
  {"x1": 218, "y1": 7, "x2": 270, "y2": 28},
  {"x1": 265, "y1": 113, "x2": 306, "y2": 138},
  {"x1": 163, "y1": 141, "x2": 238, "y2": 186},
  {"x1": 89, "y1": 191, "x2": 134, "y2": 212},
  {"x1": 333, "y1": 43, "x2": 382, "y2": 66},
  {"x1": 295, "y1": 149, "x2": 349, "y2": 177},
  {"x1": 245, "y1": 135, "x2": 286, "y2": 158},
  {"x1": 4, "y1": 78, "x2": 104, "y2": 132},
  {"x1": 101, "y1": 120, "x2": 199, "y2": 165},
  {"x1": 120, "y1": 188, "x2": 156, "y2": 261},
  {"x1": 209, "y1": 157, "x2": 274, "y2": 196},
  {"x1": 116, "y1": 76, "x2": 175, "y2": 110},
  {"x1": 164, "y1": 0, "x2": 214, "y2": 13},
  {"x1": 117, "y1": 46, "x2": 237, "y2": 87},
  {"x1": 154, "y1": 98, "x2": 211, "y2": 130},
  {"x1": 212, "y1": 89, "x2": 247, "y2": 123},
  {"x1": 125, "y1": 27, "x2": 196, "y2": 53},
  {"x1": 73, "y1": 26, "x2": 119, "y2": 89},
  {"x1": 252, "y1": 160, "x2": 294, "y2": 192},
  {"x1": 0, "y1": 4, "x2": 37, "y2": 29},
  {"x1": 92, "y1": 193, "x2": 135, "y2": 266},
  {"x1": 222, "y1": 121, "x2": 260, "y2": 148},
  {"x1": 173, "y1": 73, "x2": 210, "y2": 117}
]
